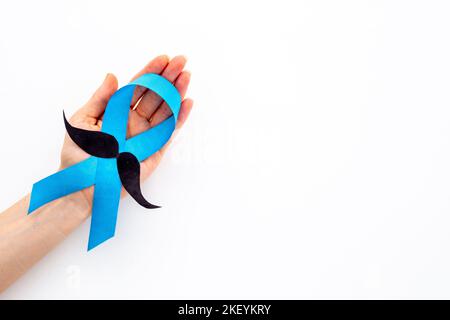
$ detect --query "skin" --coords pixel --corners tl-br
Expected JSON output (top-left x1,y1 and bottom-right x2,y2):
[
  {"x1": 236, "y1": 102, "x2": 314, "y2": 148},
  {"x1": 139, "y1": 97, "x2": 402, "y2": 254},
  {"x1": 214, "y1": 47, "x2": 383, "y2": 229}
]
[{"x1": 0, "y1": 55, "x2": 193, "y2": 293}]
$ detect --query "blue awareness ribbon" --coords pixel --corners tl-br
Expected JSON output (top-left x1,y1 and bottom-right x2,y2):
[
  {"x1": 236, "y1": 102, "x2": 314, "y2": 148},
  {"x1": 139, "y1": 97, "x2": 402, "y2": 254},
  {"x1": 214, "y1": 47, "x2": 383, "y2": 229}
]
[{"x1": 28, "y1": 73, "x2": 181, "y2": 250}]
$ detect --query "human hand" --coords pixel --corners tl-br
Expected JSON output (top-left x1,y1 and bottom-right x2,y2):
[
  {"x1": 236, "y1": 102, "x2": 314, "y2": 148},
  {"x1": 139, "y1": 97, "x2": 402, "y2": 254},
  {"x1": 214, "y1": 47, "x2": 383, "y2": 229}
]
[{"x1": 59, "y1": 55, "x2": 193, "y2": 206}]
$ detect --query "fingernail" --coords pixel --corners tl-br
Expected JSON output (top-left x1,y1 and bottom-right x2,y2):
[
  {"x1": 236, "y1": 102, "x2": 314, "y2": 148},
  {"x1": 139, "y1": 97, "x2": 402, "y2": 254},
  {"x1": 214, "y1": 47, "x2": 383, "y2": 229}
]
[
  {"x1": 175, "y1": 55, "x2": 187, "y2": 62},
  {"x1": 103, "y1": 73, "x2": 110, "y2": 84},
  {"x1": 160, "y1": 54, "x2": 170, "y2": 61}
]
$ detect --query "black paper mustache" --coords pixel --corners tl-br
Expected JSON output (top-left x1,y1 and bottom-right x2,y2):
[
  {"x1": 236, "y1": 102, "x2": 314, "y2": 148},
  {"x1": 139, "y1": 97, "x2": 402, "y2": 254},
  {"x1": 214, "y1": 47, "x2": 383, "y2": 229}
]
[{"x1": 63, "y1": 111, "x2": 160, "y2": 209}]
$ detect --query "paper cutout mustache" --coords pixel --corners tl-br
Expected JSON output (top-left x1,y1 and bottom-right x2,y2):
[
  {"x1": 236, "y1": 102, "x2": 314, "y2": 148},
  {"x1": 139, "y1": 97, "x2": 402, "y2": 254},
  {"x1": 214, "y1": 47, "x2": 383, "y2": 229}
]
[{"x1": 63, "y1": 111, "x2": 160, "y2": 209}]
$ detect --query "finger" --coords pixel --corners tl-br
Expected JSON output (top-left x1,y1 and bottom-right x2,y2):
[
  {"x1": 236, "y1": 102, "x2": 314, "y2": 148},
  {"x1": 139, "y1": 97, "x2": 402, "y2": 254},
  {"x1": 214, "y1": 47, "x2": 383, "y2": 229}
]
[
  {"x1": 175, "y1": 98, "x2": 194, "y2": 130},
  {"x1": 130, "y1": 55, "x2": 170, "y2": 107},
  {"x1": 135, "y1": 55, "x2": 187, "y2": 120},
  {"x1": 149, "y1": 71, "x2": 191, "y2": 127},
  {"x1": 140, "y1": 98, "x2": 193, "y2": 180},
  {"x1": 82, "y1": 73, "x2": 118, "y2": 119}
]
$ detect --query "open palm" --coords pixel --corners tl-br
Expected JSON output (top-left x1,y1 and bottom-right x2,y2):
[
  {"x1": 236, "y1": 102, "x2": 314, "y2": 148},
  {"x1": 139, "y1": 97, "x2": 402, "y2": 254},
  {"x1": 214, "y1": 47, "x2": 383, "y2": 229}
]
[{"x1": 60, "y1": 55, "x2": 193, "y2": 204}]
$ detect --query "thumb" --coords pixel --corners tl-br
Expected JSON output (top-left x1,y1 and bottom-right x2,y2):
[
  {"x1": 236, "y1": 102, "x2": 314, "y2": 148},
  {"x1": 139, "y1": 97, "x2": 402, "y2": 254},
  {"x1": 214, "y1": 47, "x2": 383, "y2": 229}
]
[{"x1": 83, "y1": 73, "x2": 118, "y2": 118}]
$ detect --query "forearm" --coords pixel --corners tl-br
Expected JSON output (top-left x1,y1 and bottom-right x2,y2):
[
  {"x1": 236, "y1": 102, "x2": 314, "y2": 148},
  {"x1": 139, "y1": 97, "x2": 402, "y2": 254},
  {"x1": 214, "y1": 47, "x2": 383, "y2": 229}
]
[{"x1": 0, "y1": 190, "x2": 91, "y2": 292}]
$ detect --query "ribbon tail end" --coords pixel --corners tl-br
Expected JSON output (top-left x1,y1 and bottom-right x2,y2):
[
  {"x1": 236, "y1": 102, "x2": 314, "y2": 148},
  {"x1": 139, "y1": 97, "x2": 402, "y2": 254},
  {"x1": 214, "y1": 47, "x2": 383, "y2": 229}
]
[
  {"x1": 87, "y1": 230, "x2": 115, "y2": 251},
  {"x1": 28, "y1": 184, "x2": 40, "y2": 214}
]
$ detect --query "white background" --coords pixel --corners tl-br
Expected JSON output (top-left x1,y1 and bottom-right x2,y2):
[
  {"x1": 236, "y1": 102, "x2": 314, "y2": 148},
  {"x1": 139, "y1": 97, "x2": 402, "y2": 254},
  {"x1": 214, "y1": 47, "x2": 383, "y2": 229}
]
[{"x1": 1, "y1": 0, "x2": 450, "y2": 299}]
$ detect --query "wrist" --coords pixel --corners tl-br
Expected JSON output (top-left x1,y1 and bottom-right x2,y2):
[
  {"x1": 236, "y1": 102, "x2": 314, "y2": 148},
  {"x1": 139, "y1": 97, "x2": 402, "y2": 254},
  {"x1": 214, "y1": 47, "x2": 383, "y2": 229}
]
[
  {"x1": 57, "y1": 162, "x2": 94, "y2": 220},
  {"x1": 59, "y1": 188, "x2": 93, "y2": 222}
]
